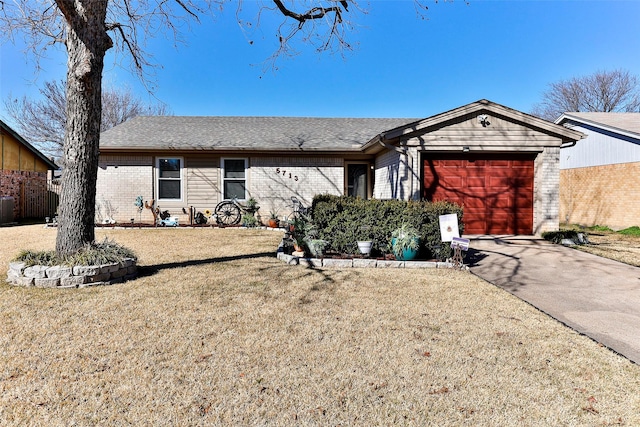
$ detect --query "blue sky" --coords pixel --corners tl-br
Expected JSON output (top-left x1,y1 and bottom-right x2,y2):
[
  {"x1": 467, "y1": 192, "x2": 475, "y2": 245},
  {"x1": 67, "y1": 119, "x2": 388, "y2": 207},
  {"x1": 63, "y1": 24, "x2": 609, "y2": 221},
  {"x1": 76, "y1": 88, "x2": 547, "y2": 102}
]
[{"x1": 1, "y1": 0, "x2": 640, "y2": 121}]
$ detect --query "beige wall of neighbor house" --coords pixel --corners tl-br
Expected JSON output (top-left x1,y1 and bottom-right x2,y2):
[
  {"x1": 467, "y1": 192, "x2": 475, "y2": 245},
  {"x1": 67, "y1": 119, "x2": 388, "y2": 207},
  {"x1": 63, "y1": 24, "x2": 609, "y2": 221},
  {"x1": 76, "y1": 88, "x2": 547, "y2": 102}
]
[{"x1": 560, "y1": 162, "x2": 640, "y2": 230}]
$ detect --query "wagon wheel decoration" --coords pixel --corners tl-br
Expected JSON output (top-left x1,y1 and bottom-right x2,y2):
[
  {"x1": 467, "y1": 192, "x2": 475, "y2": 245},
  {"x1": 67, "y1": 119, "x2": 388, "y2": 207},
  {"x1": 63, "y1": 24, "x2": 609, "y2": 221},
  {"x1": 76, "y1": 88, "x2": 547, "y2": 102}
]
[{"x1": 214, "y1": 201, "x2": 241, "y2": 225}]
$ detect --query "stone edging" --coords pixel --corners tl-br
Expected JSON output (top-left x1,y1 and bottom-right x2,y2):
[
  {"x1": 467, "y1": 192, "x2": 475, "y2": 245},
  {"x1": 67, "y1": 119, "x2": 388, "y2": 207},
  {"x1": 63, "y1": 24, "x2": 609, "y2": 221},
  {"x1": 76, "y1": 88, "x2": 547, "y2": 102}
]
[
  {"x1": 6, "y1": 258, "x2": 137, "y2": 288},
  {"x1": 277, "y1": 252, "x2": 455, "y2": 269}
]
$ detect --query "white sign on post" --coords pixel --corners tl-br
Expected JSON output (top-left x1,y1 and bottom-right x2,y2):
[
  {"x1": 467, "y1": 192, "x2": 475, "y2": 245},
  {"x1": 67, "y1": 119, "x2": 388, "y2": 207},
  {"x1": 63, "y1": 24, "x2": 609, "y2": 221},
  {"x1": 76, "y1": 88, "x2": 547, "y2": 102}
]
[{"x1": 439, "y1": 214, "x2": 460, "y2": 242}]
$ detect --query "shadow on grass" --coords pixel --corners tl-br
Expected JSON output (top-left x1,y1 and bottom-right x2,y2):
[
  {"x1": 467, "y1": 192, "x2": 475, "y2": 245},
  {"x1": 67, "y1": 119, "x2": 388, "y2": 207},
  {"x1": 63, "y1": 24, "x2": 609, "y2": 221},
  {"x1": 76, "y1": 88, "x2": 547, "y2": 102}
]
[{"x1": 137, "y1": 251, "x2": 276, "y2": 278}]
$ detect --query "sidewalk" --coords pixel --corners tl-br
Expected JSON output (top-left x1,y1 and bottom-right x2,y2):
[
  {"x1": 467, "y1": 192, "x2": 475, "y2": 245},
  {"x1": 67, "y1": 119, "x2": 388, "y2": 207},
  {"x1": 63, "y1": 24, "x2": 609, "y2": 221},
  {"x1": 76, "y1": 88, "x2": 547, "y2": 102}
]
[{"x1": 466, "y1": 235, "x2": 640, "y2": 364}]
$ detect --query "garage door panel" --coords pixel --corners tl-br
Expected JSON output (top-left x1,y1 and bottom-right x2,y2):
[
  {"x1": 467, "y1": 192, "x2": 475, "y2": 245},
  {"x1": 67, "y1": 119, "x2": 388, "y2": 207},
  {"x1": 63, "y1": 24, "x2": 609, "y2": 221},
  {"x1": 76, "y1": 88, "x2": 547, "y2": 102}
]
[
  {"x1": 514, "y1": 197, "x2": 534, "y2": 208},
  {"x1": 467, "y1": 177, "x2": 486, "y2": 187},
  {"x1": 440, "y1": 176, "x2": 464, "y2": 187},
  {"x1": 423, "y1": 154, "x2": 534, "y2": 234},
  {"x1": 461, "y1": 198, "x2": 487, "y2": 209},
  {"x1": 488, "y1": 160, "x2": 510, "y2": 167}
]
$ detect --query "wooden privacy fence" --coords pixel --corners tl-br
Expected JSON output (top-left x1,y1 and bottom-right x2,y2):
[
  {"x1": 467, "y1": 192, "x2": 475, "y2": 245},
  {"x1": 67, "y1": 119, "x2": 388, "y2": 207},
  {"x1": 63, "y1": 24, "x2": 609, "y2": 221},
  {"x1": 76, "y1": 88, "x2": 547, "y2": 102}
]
[{"x1": 21, "y1": 177, "x2": 60, "y2": 219}]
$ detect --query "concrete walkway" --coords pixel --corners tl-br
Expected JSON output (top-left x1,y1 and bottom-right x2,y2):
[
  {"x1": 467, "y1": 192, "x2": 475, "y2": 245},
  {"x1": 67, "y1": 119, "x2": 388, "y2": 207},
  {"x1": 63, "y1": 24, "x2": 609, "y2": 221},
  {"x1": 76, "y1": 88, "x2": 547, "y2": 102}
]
[{"x1": 466, "y1": 235, "x2": 640, "y2": 364}]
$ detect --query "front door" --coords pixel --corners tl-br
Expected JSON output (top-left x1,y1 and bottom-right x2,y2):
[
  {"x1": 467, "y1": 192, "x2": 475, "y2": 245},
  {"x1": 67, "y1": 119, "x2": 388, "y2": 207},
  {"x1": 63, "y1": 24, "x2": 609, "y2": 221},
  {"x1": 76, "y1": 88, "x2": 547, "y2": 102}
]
[{"x1": 347, "y1": 163, "x2": 369, "y2": 199}]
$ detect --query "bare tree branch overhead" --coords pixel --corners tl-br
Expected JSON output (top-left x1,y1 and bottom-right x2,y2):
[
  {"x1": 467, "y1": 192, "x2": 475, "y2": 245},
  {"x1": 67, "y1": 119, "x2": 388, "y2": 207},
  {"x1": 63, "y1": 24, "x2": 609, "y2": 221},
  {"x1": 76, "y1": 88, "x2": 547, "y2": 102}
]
[
  {"x1": 531, "y1": 69, "x2": 640, "y2": 121},
  {"x1": 3, "y1": 80, "x2": 170, "y2": 161},
  {"x1": 0, "y1": 0, "x2": 360, "y2": 256}
]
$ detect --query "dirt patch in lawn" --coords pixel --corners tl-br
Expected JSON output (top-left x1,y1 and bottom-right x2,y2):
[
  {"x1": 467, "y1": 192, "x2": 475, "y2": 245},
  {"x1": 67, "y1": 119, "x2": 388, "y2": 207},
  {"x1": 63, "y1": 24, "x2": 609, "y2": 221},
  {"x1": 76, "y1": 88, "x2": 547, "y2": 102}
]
[{"x1": 1, "y1": 226, "x2": 639, "y2": 425}]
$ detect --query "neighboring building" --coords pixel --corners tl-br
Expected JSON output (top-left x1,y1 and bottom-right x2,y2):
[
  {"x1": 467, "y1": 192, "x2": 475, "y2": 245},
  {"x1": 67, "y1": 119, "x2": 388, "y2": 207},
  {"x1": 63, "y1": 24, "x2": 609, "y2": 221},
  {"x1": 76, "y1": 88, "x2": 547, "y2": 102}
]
[
  {"x1": 97, "y1": 99, "x2": 583, "y2": 234},
  {"x1": 0, "y1": 119, "x2": 59, "y2": 221},
  {"x1": 556, "y1": 112, "x2": 640, "y2": 230}
]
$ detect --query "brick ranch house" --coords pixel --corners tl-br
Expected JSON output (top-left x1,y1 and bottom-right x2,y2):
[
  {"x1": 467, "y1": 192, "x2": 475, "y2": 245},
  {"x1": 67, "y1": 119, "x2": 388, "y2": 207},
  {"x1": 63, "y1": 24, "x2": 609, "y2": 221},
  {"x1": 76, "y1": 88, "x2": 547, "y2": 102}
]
[
  {"x1": 556, "y1": 112, "x2": 640, "y2": 230},
  {"x1": 97, "y1": 99, "x2": 583, "y2": 235},
  {"x1": 1, "y1": 119, "x2": 58, "y2": 222}
]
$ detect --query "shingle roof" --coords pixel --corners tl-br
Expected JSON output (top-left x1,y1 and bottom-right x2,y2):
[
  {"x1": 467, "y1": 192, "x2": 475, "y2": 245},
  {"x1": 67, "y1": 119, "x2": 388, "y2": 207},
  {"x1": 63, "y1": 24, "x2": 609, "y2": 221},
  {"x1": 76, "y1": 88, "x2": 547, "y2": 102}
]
[
  {"x1": 558, "y1": 112, "x2": 640, "y2": 138},
  {"x1": 99, "y1": 116, "x2": 417, "y2": 152}
]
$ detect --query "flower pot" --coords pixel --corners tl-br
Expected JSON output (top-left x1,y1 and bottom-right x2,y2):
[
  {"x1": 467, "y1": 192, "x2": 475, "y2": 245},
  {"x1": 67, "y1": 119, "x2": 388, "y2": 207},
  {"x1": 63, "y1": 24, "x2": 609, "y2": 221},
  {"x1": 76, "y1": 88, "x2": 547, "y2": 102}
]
[
  {"x1": 357, "y1": 241, "x2": 373, "y2": 256},
  {"x1": 391, "y1": 237, "x2": 420, "y2": 261},
  {"x1": 267, "y1": 218, "x2": 279, "y2": 228}
]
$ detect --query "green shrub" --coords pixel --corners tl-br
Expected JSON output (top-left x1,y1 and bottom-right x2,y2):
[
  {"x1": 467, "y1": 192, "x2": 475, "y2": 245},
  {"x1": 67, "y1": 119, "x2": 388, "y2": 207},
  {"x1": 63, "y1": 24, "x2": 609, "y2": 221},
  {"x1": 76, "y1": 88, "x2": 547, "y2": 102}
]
[
  {"x1": 618, "y1": 226, "x2": 640, "y2": 236},
  {"x1": 311, "y1": 195, "x2": 463, "y2": 259},
  {"x1": 13, "y1": 238, "x2": 137, "y2": 267},
  {"x1": 587, "y1": 225, "x2": 614, "y2": 233}
]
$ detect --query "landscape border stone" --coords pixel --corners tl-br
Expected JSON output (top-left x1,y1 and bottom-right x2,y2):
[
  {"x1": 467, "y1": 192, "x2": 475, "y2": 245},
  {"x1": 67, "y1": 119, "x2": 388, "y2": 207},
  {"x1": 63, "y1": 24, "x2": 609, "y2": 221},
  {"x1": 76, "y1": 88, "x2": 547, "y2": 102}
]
[
  {"x1": 6, "y1": 258, "x2": 137, "y2": 289},
  {"x1": 276, "y1": 252, "x2": 454, "y2": 269}
]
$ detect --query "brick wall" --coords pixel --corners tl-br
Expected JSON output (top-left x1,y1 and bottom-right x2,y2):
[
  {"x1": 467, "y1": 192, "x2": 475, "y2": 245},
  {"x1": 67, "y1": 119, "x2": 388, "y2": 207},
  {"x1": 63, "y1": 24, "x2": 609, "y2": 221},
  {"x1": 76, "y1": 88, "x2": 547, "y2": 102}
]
[
  {"x1": 250, "y1": 156, "x2": 343, "y2": 218},
  {"x1": 534, "y1": 147, "x2": 560, "y2": 234},
  {"x1": 96, "y1": 155, "x2": 154, "y2": 223},
  {"x1": 560, "y1": 162, "x2": 640, "y2": 230}
]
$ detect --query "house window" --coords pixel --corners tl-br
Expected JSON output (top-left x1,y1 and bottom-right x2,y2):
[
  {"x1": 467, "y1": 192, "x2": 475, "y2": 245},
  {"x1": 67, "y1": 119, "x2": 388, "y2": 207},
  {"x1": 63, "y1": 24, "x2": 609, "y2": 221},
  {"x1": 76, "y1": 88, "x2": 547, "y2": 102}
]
[
  {"x1": 347, "y1": 163, "x2": 369, "y2": 199},
  {"x1": 222, "y1": 158, "x2": 247, "y2": 200},
  {"x1": 157, "y1": 157, "x2": 183, "y2": 200}
]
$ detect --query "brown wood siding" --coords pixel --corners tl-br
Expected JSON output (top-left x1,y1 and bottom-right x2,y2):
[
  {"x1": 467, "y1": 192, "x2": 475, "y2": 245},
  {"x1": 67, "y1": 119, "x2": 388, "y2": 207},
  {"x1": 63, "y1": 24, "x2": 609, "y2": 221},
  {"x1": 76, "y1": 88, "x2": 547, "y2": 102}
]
[
  {"x1": 423, "y1": 153, "x2": 535, "y2": 234},
  {"x1": 2, "y1": 136, "x2": 20, "y2": 170},
  {"x1": 1, "y1": 132, "x2": 52, "y2": 173}
]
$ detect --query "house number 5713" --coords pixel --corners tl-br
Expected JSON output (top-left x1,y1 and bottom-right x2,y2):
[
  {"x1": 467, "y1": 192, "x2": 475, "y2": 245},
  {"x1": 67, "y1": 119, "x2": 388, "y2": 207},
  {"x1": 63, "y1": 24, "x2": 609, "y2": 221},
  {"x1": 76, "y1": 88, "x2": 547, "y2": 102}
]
[{"x1": 275, "y1": 168, "x2": 299, "y2": 181}]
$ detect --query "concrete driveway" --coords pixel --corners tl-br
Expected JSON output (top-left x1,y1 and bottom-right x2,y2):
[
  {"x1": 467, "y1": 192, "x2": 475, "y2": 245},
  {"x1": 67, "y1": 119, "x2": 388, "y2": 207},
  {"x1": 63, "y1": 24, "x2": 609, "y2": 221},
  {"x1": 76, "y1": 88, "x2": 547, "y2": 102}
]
[{"x1": 466, "y1": 235, "x2": 640, "y2": 364}]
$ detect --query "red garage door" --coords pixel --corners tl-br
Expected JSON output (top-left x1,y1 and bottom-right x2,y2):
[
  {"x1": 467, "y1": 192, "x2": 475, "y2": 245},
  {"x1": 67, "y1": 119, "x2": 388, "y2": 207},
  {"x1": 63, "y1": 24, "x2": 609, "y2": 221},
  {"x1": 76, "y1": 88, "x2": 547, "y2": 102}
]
[{"x1": 423, "y1": 153, "x2": 535, "y2": 234}]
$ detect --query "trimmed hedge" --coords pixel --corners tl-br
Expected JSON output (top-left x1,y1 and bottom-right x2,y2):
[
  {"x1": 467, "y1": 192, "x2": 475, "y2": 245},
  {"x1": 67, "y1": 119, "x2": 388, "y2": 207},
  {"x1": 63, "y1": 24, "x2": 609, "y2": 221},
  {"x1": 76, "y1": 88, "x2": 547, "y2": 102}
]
[{"x1": 311, "y1": 195, "x2": 464, "y2": 260}]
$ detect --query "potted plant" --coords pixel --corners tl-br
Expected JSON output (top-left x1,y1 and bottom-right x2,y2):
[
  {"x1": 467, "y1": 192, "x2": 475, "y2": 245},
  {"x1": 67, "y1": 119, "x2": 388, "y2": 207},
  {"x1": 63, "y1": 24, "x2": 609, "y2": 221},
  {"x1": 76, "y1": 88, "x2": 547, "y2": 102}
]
[
  {"x1": 245, "y1": 197, "x2": 259, "y2": 215},
  {"x1": 356, "y1": 225, "x2": 374, "y2": 256},
  {"x1": 290, "y1": 213, "x2": 316, "y2": 255},
  {"x1": 391, "y1": 223, "x2": 421, "y2": 261},
  {"x1": 267, "y1": 210, "x2": 280, "y2": 228}
]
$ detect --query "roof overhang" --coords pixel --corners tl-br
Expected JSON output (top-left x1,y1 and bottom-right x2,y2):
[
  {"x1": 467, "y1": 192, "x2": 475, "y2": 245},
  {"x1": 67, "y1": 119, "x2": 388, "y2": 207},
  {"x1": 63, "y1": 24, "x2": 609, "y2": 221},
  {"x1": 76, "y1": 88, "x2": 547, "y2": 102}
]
[{"x1": 556, "y1": 113, "x2": 640, "y2": 142}]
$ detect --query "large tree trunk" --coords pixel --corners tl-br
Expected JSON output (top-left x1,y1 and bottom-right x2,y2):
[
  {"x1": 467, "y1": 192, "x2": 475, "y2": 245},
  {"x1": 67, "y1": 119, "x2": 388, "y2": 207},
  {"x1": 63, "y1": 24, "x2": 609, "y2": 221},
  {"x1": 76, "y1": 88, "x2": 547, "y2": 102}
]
[{"x1": 55, "y1": 1, "x2": 112, "y2": 256}]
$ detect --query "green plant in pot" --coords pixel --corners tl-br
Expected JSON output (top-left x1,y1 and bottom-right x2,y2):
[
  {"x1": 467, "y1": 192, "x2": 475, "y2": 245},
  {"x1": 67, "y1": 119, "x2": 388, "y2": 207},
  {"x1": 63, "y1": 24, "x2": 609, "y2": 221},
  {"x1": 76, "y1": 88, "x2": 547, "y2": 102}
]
[
  {"x1": 291, "y1": 213, "x2": 317, "y2": 254},
  {"x1": 245, "y1": 197, "x2": 259, "y2": 215},
  {"x1": 391, "y1": 223, "x2": 420, "y2": 261},
  {"x1": 267, "y1": 209, "x2": 280, "y2": 228}
]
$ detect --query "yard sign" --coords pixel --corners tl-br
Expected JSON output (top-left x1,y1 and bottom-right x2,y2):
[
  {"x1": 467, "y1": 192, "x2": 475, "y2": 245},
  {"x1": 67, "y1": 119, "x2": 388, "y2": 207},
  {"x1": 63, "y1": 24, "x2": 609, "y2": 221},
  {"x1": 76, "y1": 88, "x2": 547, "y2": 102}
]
[{"x1": 439, "y1": 214, "x2": 460, "y2": 242}]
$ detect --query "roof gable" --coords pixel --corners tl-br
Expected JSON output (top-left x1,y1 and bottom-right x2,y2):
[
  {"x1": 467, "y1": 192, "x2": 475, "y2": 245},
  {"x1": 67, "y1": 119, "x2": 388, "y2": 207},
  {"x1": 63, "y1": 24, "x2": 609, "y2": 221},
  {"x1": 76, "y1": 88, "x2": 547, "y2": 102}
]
[
  {"x1": 0, "y1": 119, "x2": 58, "y2": 170},
  {"x1": 365, "y1": 99, "x2": 585, "y2": 150}
]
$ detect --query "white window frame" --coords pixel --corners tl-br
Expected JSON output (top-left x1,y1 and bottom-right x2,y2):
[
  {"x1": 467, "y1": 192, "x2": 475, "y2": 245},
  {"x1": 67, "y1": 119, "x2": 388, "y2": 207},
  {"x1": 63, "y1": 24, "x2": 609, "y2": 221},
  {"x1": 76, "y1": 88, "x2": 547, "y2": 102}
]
[
  {"x1": 221, "y1": 157, "x2": 248, "y2": 201},
  {"x1": 156, "y1": 156, "x2": 184, "y2": 202}
]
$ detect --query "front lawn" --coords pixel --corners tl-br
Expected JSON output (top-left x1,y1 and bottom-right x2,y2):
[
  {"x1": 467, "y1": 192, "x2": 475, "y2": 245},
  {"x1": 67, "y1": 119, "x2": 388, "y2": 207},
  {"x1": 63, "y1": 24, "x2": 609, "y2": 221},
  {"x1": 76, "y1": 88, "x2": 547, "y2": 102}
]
[{"x1": 1, "y1": 226, "x2": 639, "y2": 425}]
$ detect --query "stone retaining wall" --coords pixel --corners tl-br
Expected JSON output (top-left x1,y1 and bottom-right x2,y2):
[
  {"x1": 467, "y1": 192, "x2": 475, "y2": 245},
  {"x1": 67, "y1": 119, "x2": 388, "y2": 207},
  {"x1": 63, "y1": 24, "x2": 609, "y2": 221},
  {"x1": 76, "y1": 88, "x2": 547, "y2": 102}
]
[
  {"x1": 277, "y1": 252, "x2": 454, "y2": 269},
  {"x1": 6, "y1": 258, "x2": 137, "y2": 288}
]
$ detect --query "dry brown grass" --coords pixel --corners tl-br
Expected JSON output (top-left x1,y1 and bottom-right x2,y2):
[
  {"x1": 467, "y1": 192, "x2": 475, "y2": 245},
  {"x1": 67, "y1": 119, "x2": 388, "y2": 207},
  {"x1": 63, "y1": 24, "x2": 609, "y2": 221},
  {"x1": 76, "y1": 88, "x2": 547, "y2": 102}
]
[
  {"x1": 1, "y1": 225, "x2": 640, "y2": 426},
  {"x1": 577, "y1": 231, "x2": 640, "y2": 267}
]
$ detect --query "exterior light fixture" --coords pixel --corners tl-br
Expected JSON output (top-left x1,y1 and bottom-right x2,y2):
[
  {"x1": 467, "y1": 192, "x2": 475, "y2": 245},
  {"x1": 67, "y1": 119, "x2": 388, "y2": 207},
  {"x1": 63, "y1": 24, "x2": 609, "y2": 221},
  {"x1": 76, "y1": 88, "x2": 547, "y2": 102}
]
[{"x1": 462, "y1": 146, "x2": 470, "y2": 153}]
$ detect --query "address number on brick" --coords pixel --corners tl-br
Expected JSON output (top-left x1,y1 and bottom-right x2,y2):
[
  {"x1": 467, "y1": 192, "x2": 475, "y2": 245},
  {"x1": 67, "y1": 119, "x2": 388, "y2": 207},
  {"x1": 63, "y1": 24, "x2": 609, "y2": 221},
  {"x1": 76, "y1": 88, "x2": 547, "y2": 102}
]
[{"x1": 275, "y1": 168, "x2": 299, "y2": 181}]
